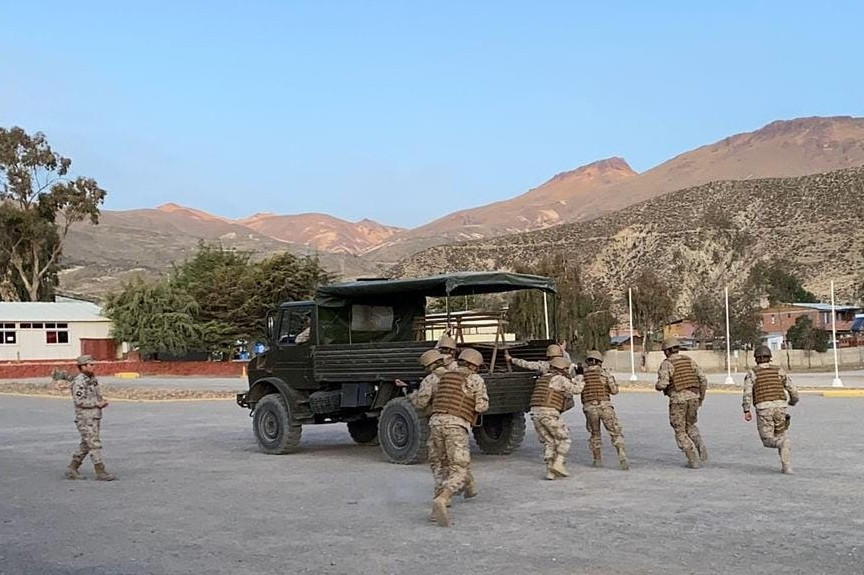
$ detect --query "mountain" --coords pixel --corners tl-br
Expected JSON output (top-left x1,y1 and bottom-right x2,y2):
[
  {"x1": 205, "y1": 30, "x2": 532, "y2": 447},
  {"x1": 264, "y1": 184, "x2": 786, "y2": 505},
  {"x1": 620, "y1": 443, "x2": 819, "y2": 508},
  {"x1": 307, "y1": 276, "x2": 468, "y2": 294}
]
[
  {"x1": 365, "y1": 116, "x2": 864, "y2": 264},
  {"x1": 389, "y1": 167, "x2": 864, "y2": 307},
  {"x1": 60, "y1": 205, "x2": 386, "y2": 298},
  {"x1": 363, "y1": 157, "x2": 638, "y2": 263},
  {"x1": 240, "y1": 212, "x2": 403, "y2": 255}
]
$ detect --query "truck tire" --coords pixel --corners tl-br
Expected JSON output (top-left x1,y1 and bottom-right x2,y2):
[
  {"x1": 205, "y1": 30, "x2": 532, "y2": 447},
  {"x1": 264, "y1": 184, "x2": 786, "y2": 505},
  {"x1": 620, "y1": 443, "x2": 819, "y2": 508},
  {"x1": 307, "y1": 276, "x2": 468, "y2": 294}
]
[
  {"x1": 472, "y1": 412, "x2": 526, "y2": 455},
  {"x1": 347, "y1": 418, "x2": 379, "y2": 445},
  {"x1": 252, "y1": 393, "x2": 302, "y2": 454},
  {"x1": 378, "y1": 397, "x2": 428, "y2": 464}
]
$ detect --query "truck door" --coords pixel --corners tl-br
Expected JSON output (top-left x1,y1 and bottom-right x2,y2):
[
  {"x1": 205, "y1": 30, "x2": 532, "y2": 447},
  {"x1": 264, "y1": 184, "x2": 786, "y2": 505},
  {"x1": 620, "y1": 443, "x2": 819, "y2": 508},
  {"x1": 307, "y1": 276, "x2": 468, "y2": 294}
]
[{"x1": 272, "y1": 305, "x2": 317, "y2": 389}]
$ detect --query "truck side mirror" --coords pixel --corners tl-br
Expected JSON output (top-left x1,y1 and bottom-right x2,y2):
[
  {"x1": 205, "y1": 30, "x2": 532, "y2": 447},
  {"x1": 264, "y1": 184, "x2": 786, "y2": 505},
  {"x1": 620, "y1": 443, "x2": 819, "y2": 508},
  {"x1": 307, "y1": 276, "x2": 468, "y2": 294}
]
[{"x1": 266, "y1": 311, "x2": 276, "y2": 341}]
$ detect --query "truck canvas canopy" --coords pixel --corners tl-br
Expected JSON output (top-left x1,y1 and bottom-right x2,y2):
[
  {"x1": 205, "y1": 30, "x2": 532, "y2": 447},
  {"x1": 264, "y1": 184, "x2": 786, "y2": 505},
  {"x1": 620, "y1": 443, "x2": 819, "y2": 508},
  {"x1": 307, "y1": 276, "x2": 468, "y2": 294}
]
[{"x1": 314, "y1": 271, "x2": 557, "y2": 308}]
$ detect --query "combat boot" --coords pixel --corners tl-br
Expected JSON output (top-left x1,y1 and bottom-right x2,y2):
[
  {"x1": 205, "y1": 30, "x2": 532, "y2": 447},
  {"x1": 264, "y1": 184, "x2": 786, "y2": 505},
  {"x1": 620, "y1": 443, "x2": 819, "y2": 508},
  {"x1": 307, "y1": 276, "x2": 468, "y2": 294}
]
[
  {"x1": 591, "y1": 448, "x2": 602, "y2": 468},
  {"x1": 432, "y1": 488, "x2": 454, "y2": 527},
  {"x1": 697, "y1": 441, "x2": 709, "y2": 463},
  {"x1": 685, "y1": 448, "x2": 701, "y2": 469},
  {"x1": 463, "y1": 476, "x2": 478, "y2": 499},
  {"x1": 64, "y1": 457, "x2": 85, "y2": 480},
  {"x1": 550, "y1": 455, "x2": 570, "y2": 478},
  {"x1": 781, "y1": 463, "x2": 794, "y2": 474},
  {"x1": 94, "y1": 463, "x2": 115, "y2": 481},
  {"x1": 544, "y1": 462, "x2": 556, "y2": 480},
  {"x1": 616, "y1": 445, "x2": 630, "y2": 471}
]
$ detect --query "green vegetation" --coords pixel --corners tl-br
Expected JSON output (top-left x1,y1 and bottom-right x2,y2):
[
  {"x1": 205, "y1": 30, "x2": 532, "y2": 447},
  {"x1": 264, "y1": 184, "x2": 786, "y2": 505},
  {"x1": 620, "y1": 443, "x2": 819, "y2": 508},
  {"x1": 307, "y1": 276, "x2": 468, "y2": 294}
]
[
  {"x1": 689, "y1": 288, "x2": 763, "y2": 350},
  {"x1": 104, "y1": 243, "x2": 331, "y2": 358},
  {"x1": 786, "y1": 316, "x2": 830, "y2": 353},
  {"x1": 748, "y1": 259, "x2": 817, "y2": 305},
  {"x1": 0, "y1": 127, "x2": 106, "y2": 301},
  {"x1": 509, "y1": 255, "x2": 617, "y2": 354},
  {"x1": 629, "y1": 269, "x2": 675, "y2": 352}
]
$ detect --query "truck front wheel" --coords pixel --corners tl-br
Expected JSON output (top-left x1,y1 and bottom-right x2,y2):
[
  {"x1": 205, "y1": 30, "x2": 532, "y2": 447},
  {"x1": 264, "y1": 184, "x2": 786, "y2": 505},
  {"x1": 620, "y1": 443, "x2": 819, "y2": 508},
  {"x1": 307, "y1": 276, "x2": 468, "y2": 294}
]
[
  {"x1": 252, "y1": 393, "x2": 302, "y2": 454},
  {"x1": 472, "y1": 412, "x2": 526, "y2": 455},
  {"x1": 378, "y1": 397, "x2": 428, "y2": 464}
]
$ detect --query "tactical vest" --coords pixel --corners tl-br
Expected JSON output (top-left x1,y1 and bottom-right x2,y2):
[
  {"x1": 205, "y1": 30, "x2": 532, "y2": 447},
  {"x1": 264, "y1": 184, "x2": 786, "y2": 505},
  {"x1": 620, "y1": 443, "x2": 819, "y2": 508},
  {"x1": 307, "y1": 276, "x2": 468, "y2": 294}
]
[
  {"x1": 669, "y1": 355, "x2": 701, "y2": 393},
  {"x1": 431, "y1": 370, "x2": 477, "y2": 424},
  {"x1": 752, "y1": 365, "x2": 786, "y2": 404},
  {"x1": 581, "y1": 368, "x2": 610, "y2": 404},
  {"x1": 530, "y1": 373, "x2": 567, "y2": 412}
]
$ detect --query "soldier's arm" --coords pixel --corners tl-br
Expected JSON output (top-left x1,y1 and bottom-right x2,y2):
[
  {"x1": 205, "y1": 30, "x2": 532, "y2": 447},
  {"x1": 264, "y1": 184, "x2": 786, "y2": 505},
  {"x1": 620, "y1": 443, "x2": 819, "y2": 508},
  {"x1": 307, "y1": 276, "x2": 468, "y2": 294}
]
[
  {"x1": 510, "y1": 357, "x2": 546, "y2": 373},
  {"x1": 71, "y1": 378, "x2": 100, "y2": 409},
  {"x1": 410, "y1": 374, "x2": 437, "y2": 410},
  {"x1": 604, "y1": 370, "x2": 619, "y2": 395},
  {"x1": 656, "y1": 360, "x2": 672, "y2": 392},
  {"x1": 742, "y1": 370, "x2": 754, "y2": 413},
  {"x1": 468, "y1": 374, "x2": 490, "y2": 414},
  {"x1": 780, "y1": 368, "x2": 800, "y2": 406},
  {"x1": 693, "y1": 360, "x2": 708, "y2": 403}
]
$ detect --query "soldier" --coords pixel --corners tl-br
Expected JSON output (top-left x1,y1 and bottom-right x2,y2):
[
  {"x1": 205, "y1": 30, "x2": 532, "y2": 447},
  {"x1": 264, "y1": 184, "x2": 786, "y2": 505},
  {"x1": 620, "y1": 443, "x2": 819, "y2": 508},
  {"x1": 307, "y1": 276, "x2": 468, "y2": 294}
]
[
  {"x1": 529, "y1": 356, "x2": 583, "y2": 480},
  {"x1": 410, "y1": 348, "x2": 489, "y2": 527},
  {"x1": 435, "y1": 333, "x2": 459, "y2": 370},
  {"x1": 655, "y1": 337, "x2": 708, "y2": 468},
  {"x1": 581, "y1": 350, "x2": 629, "y2": 470},
  {"x1": 64, "y1": 355, "x2": 115, "y2": 481},
  {"x1": 505, "y1": 343, "x2": 573, "y2": 375},
  {"x1": 743, "y1": 345, "x2": 800, "y2": 474}
]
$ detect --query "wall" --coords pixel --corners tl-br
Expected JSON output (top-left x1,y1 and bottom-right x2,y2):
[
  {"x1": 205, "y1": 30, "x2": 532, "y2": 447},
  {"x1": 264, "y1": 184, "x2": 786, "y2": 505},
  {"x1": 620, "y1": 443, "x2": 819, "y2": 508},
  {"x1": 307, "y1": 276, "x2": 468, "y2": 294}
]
[
  {"x1": 0, "y1": 320, "x2": 113, "y2": 361},
  {"x1": 0, "y1": 359, "x2": 247, "y2": 380},
  {"x1": 604, "y1": 347, "x2": 864, "y2": 373}
]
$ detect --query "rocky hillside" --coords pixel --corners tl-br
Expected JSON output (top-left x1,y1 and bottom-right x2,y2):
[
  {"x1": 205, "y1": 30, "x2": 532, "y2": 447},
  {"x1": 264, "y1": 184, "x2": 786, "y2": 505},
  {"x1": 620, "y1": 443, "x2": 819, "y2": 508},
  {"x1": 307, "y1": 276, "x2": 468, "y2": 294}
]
[
  {"x1": 240, "y1": 212, "x2": 403, "y2": 255},
  {"x1": 364, "y1": 158, "x2": 638, "y2": 262},
  {"x1": 390, "y1": 167, "x2": 864, "y2": 307},
  {"x1": 60, "y1": 205, "x2": 384, "y2": 298}
]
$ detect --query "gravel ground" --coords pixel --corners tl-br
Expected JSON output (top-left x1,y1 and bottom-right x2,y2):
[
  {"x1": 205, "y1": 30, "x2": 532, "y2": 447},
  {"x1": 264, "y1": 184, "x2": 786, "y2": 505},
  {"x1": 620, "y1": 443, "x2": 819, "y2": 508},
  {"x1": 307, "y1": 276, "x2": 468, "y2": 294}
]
[{"x1": 1, "y1": 393, "x2": 862, "y2": 575}]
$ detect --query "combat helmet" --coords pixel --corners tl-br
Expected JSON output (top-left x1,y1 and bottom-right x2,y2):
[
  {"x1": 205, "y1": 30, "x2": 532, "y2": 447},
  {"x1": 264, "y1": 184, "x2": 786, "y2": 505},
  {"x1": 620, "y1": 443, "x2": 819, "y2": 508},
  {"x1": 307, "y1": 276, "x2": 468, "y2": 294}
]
[
  {"x1": 458, "y1": 348, "x2": 484, "y2": 367},
  {"x1": 549, "y1": 356, "x2": 571, "y2": 371},
  {"x1": 661, "y1": 337, "x2": 681, "y2": 351},
  {"x1": 436, "y1": 334, "x2": 457, "y2": 352},
  {"x1": 76, "y1": 355, "x2": 95, "y2": 366},
  {"x1": 754, "y1": 345, "x2": 772, "y2": 361},
  {"x1": 545, "y1": 344, "x2": 564, "y2": 358},
  {"x1": 585, "y1": 350, "x2": 604, "y2": 364},
  {"x1": 419, "y1": 349, "x2": 445, "y2": 367}
]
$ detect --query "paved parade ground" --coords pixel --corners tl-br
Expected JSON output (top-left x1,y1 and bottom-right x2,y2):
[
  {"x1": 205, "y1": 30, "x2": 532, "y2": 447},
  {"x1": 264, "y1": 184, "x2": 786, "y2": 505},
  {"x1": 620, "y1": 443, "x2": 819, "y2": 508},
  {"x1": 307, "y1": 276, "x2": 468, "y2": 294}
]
[{"x1": 1, "y1": 392, "x2": 863, "y2": 575}]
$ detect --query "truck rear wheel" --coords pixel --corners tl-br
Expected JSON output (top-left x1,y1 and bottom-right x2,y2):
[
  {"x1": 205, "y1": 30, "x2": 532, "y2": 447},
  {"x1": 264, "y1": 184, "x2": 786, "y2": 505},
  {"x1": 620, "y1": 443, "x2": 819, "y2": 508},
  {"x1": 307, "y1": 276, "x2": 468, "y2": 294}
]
[
  {"x1": 473, "y1": 412, "x2": 526, "y2": 455},
  {"x1": 347, "y1": 418, "x2": 379, "y2": 445},
  {"x1": 253, "y1": 393, "x2": 302, "y2": 454},
  {"x1": 378, "y1": 397, "x2": 428, "y2": 464}
]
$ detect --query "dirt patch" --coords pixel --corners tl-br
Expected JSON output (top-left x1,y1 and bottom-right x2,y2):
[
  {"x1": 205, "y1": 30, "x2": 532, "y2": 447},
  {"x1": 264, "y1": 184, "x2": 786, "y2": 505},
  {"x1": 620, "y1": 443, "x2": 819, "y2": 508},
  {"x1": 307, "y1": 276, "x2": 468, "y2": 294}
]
[{"x1": 0, "y1": 381, "x2": 235, "y2": 401}]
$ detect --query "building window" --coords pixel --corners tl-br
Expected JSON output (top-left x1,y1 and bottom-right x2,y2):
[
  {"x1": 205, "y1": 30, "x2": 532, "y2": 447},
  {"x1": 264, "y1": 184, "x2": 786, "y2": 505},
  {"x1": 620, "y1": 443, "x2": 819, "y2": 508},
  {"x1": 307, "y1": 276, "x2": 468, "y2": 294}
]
[
  {"x1": 0, "y1": 323, "x2": 16, "y2": 345},
  {"x1": 46, "y1": 323, "x2": 70, "y2": 345}
]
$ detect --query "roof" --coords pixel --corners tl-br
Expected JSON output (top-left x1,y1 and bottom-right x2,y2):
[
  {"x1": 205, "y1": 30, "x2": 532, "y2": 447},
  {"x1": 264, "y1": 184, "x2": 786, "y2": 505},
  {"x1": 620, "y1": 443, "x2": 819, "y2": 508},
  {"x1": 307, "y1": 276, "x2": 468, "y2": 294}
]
[
  {"x1": 853, "y1": 314, "x2": 864, "y2": 332},
  {"x1": 789, "y1": 302, "x2": 861, "y2": 312},
  {"x1": 0, "y1": 301, "x2": 107, "y2": 322},
  {"x1": 610, "y1": 335, "x2": 632, "y2": 345},
  {"x1": 315, "y1": 272, "x2": 556, "y2": 306}
]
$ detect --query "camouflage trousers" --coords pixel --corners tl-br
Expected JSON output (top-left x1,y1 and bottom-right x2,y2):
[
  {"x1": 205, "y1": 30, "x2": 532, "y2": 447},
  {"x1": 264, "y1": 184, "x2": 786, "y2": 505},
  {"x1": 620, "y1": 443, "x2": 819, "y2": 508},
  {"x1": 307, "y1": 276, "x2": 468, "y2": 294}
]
[
  {"x1": 428, "y1": 424, "x2": 471, "y2": 494},
  {"x1": 583, "y1": 403, "x2": 625, "y2": 452},
  {"x1": 72, "y1": 413, "x2": 104, "y2": 466},
  {"x1": 668, "y1": 399, "x2": 705, "y2": 459},
  {"x1": 756, "y1": 406, "x2": 791, "y2": 466},
  {"x1": 530, "y1": 411, "x2": 571, "y2": 462}
]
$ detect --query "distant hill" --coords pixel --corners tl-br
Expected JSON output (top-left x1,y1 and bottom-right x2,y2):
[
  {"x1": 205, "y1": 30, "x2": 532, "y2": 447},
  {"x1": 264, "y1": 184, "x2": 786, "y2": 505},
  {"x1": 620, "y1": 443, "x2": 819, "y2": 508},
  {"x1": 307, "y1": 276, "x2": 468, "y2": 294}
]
[{"x1": 390, "y1": 167, "x2": 864, "y2": 308}]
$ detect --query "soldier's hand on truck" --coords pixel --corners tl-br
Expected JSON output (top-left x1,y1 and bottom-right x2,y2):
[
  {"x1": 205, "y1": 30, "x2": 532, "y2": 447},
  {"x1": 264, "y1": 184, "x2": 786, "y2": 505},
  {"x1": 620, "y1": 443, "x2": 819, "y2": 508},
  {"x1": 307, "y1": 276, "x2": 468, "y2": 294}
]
[
  {"x1": 504, "y1": 351, "x2": 511, "y2": 362},
  {"x1": 395, "y1": 379, "x2": 407, "y2": 388}
]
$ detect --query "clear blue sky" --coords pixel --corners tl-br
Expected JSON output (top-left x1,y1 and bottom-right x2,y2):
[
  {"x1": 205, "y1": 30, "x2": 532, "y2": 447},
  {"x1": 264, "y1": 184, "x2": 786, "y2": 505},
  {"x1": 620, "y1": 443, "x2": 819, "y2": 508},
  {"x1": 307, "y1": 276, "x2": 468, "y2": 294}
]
[{"x1": 2, "y1": 1, "x2": 862, "y2": 228}]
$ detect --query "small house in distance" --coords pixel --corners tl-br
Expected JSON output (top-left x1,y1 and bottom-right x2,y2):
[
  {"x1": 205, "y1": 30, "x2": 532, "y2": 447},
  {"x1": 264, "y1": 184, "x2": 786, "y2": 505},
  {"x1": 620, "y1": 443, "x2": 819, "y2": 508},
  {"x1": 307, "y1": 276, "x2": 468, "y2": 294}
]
[{"x1": 0, "y1": 299, "x2": 116, "y2": 361}]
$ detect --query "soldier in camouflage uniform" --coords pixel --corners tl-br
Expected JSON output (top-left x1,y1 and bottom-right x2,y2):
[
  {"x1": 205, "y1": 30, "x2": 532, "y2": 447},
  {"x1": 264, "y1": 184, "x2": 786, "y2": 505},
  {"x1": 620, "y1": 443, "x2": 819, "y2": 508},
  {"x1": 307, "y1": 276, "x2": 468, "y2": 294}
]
[
  {"x1": 64, "y1": 355, "x2": 115, "y2": 481},
  {"x1": 410, "y1": 347, "x2": 489, "y2": 527},
  {"x1": 656, "y1": 337, "x2": 708, "y2": 468},
  {"x1": 505, "y1": 343, "x2": 576, "y2": 376},
  {"x1": 581, "y1": 350, "x2": 629, "y2": 470},
  {"x1": 529, "y1": 356, "x2": 583, "y2": 480},
  {"x1": 435, "y1": 333, "x2": 459, "y2": 371},
  {"x1": 743, "y1": 345, "x2": 800, "y2": 474}
]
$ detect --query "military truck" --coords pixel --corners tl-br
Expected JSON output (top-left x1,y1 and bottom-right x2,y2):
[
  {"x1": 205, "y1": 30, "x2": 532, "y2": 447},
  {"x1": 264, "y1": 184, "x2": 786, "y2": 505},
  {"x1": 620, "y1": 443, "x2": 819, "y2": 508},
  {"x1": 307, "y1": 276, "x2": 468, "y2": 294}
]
[{"x1": 236, "y1": 271, "x2": 558, "y2": 464}]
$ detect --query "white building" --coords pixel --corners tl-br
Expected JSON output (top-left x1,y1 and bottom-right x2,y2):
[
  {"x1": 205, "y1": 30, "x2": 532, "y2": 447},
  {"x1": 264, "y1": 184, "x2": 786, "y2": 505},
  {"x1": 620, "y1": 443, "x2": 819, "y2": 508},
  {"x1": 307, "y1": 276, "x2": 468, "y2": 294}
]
[{"x1": 0, "y1": 300, "x2": 114, "y2": 361}]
